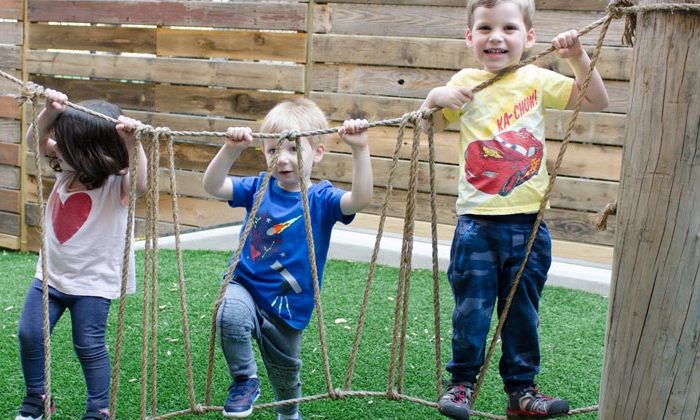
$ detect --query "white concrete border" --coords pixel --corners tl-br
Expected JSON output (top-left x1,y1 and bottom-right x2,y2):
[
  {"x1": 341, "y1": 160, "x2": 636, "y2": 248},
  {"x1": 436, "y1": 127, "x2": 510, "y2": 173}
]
[{"x1": 137, "y1": 225, "x2": 611, "y2": 296}]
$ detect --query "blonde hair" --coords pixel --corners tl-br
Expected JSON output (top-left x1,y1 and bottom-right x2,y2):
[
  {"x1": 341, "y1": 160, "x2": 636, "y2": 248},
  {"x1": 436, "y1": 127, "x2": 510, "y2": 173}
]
[
  {"x1": 260, "y1": 98, "x2": 329, "y2": 146},
  {"x1": 466, "y1": 0, "x2": 535, "y2": 29}
]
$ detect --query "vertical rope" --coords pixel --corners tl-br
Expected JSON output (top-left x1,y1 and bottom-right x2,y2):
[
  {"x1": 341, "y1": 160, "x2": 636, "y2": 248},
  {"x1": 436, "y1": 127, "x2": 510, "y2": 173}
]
[
  {"x1": 148, "y1": 131, "x2": 161, "y2": 416},
  {"x1": 109, "y1": 131, "x2": 142, "y2": 419},
  {"x1": 165, "y1": 133, "x2": 198, "y2": 409},
  {"x1": 471, "y1": 15, "x2": 614, "y2": 404},
  {"x1": 396, "y1": 121, "x2": 422, "y2": 393},
  {"x1": 139, "y1": 131, "x2": 154, "y2": 419},
  {"x1": 204, "y1": 136, "x2": 285, "y2": 404},
  {"x1": 343, "y1": 115, "x2": 409, "y2": 390},
  {"x1": 385, "y1": 117, "x2": 413, "y2": 397},
  {"x1": 295, "y1": 137, "x2": 336, "y2": 397},
  {"x1": 426, "y1": 120, "x2": 443, "y2": 399},
  {"x1": 30, "y1": 96, "x2": 52, "y2": 419}
]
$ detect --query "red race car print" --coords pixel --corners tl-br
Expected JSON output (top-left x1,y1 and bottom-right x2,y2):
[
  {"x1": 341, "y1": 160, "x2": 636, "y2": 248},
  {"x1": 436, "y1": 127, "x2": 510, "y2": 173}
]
[{"x1": 464, "y1": 128, "x2": 543, "y2": 196}]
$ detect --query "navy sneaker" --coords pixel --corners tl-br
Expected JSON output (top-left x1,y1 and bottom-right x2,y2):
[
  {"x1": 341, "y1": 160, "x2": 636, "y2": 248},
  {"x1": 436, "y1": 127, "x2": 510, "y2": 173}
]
[
  {"x1": 437, "y1": 382, "x2": 473, "y2": 419},
  {"x1": 506, "y1": 385, "x2": 569, "y2": 419},
  {"x1": 223, "y1": 376, "x2": 260, "y2": 418},
  {"x1": 15, "y1": 394, "x2": 55, "y2": 420}
]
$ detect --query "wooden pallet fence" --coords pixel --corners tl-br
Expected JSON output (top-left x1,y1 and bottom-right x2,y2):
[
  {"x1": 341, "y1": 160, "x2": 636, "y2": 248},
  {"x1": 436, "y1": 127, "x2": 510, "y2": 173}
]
[{"x1": 12, "y1": 0, "x2": 628, "y2": 263}]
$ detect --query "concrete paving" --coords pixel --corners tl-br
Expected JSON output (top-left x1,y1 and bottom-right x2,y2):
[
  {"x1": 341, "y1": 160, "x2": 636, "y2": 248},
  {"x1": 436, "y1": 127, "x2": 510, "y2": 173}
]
[{"x1": 137, "y1": 224, "x2": 612, "y2": 296}]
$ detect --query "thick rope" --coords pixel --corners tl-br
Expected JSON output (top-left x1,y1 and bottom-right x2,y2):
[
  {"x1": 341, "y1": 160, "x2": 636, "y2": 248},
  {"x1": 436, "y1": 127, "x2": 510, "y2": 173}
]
[
  {"x1": 396, "y1": 118, "x2": 422, "y2": 393},
  {"x1": 165, "y1": 132, "x2": 199, "y2": 410},
  {"x1": 29, "y1": 94, "x2": 53, "y2": 419},
  {"x1": 592, "y1": 202, "x2": 617, "y2": 231},
  {"x1": 204, "y1": 134, "x2": 286, "y2": 404},
  {"x1": 109, "y1": 132, "x2": 142, "y2": 419},
  {"x1": 295, "y1": 137, "x2": 337, "y2": 398},
  {"x1": 148, "y1": 130, "x2": 162, "y2": 416},
  {"x1": 343, "y1": 113, "x2": 412, "y2": 390},
  {"x1": 426, "y1": 121, "x2": 443, "y2": 399},
  {"x1": 385, "y1": 116, "x2": 415, "y2": 395}
]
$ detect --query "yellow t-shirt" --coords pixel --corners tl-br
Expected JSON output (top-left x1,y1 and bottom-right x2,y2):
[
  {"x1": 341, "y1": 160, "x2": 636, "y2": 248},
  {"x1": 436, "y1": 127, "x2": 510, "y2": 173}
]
[{"x1": 443, "y1": 64, "x2": 573, "y2": 216}]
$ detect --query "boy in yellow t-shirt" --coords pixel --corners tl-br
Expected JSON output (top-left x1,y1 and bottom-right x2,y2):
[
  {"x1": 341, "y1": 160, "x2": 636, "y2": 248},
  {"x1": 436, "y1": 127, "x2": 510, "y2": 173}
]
[{"x1": 421, "y1": 1, "x2": 609, "y2": 419}]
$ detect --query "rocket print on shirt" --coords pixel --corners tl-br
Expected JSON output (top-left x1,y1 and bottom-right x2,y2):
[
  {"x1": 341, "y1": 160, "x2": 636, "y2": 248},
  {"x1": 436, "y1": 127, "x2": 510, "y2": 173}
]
[
  {"x1": 249, "y1": 213, "x2": 304, "y2": 319},
  {"x1": 52, "y1": 192, "x2": 92, "y2": 244}
]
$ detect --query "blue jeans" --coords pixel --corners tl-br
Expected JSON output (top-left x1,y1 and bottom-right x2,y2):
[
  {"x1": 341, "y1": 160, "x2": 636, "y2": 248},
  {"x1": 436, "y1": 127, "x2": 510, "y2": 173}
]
[
  {"x1": 18, "y1": 278, "x2": 112, "y2": 411},
  {"x1": 217, "y1": 282, "x2": 303, "y2": 417},
  {"x1": 446, "y1": 215, "x2": 551, "y2": 392}
]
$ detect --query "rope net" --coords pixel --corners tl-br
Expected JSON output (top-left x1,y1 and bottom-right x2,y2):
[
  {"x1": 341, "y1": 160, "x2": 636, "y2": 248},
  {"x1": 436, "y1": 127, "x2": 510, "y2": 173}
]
[{"x1": 8, "y1": 2, "x2": 700, "y2": 418}]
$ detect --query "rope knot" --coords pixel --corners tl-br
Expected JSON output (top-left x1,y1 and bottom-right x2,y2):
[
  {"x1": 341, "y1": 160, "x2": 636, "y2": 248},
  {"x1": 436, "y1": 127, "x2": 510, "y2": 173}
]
[
  {"x1": 590, "y1": 201, "x2": 617, "y2": 231},
  {"x1": 607, "y1": 0, "x2": 636, "y2": 46},
  {"x1": 135, "y1": 125, "x2": 155, "y2": 140},
  {"x1": 192, "y1": 403, "x2": 206, "y2": 414},
  {"x1": 386, "y1": 389, "x2": 401, "y2": 401},
  {"x1": 280, "y1": 129, "x2": 301, "y2": 142},
  {"x1": 154, "y1": 126, "x2": 173, "y2": 140},
  {"x1": 15, "y1": 81, "x2": 45, "y2": 106},
  {"x1": 331, "y1": 388, "x2": 347, "y2": 400}
]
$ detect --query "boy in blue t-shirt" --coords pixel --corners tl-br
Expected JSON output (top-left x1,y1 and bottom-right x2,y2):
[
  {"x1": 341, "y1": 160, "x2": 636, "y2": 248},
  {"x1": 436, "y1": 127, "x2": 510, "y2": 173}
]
[{"x1": 203, "y1": 98, "x2": 372, "y2": 419}]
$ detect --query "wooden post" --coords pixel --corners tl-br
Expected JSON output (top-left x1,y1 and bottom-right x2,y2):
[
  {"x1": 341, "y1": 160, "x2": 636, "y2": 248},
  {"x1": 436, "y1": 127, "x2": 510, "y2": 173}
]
[{"x1": 599, "y1": 2, "x2": 700, "y2": 419}]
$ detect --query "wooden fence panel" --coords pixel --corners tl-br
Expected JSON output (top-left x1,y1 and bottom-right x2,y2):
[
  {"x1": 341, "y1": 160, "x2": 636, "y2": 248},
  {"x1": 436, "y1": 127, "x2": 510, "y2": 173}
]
[
  {"x1": 28, "y1": 1, "x2": 308, "y2": 30},
  {"x1": 12, "y1": 0, "x2": 627, "y2": 260}
]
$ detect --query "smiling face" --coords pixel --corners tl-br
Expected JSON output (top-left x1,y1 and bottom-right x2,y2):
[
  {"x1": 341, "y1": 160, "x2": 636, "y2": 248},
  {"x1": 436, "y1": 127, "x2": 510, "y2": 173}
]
[
  {"x1": 262, "y1": 137, "x2": 325, "y2": 192},
  {"x1": 466, "y1": 1, "x2": 536, "y2": 73}
]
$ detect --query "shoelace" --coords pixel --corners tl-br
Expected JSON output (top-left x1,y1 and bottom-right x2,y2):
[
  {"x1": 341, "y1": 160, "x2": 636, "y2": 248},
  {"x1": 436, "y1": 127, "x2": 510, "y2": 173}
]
[
  {"x1": 448, "y1": 385, "x2": 473, "y2": 403},
  {"x1": 522, "y1": 388, "x2": 554, "y2": 413}
]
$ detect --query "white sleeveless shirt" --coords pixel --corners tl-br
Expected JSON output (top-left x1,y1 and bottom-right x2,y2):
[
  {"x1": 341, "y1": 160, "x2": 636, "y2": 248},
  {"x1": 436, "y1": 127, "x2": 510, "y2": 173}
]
[{"x1": 35, "y1": 171, "x2": 136, "y2": 299}]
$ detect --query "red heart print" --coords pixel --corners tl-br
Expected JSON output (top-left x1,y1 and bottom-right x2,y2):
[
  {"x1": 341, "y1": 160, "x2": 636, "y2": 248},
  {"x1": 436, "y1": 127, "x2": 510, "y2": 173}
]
[{"x1": 52, "y1": 192, "x2": 92, "y2": 244}]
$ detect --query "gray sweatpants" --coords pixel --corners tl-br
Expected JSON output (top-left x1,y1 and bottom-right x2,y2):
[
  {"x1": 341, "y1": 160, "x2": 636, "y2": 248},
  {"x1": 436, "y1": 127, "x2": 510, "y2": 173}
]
[{"x1": 217, "y1": 281, "x2": 303, "y2": 416}]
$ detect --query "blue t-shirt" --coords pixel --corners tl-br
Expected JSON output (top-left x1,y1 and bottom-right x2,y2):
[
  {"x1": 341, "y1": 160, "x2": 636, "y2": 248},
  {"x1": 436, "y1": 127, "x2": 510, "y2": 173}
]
[{"x1": 228, "y1": 172, "x2": 354, "y2": 330}]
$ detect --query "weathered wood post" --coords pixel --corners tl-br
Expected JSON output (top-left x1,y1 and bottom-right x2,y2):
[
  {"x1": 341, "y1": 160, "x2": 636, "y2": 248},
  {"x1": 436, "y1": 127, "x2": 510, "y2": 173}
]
[{"x1": 599, "y1": 1, "x2": 700, "y2": 419}]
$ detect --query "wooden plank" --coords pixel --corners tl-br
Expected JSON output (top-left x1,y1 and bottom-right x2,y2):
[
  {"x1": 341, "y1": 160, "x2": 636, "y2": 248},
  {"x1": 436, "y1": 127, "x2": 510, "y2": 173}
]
[
  {"x1": 0, "y1": 210, "x2": 19, "y2": 236},
  {"x1": 135, "y1": 195, "x2": 246, "y2": 227},
  {"x1": 314, "y1": 4, "x2": 627, "y2": 46},
  {"x1": 0, "y1": 119, "x2": 21, "y2": 144},
  {"x1": 0, "y1": 165, "x2": 19, "y2": 189},
  {"x1": 0, "y1": 232, "x2": 20, "y2": 249},
  {"x1": 546, "y1": 141, "x2": 622, "y2": 181},
  {"x1": 154, "y1": 84, "x2": 300, "y2": 120},
  {"x1": 28, "y1": 23, "x2": 156, "y2": 54},
  {"x1": 0, "y1": 142, "x2": 20, "y2": 166},
  {"x1": 0, "y1": 187, "x2": 19, "y2": 213},
  {"x1": 0, "y1": 96, "x2": 22, "y2": 120},
  {"x1": 314, "y1": 35, "x2": 632, "y2": 80},
  {"x1": 326, "y1": 0, "x2": 609, "y2": 9},
  {"x1": 545, "y1": 207, "x2": 615, "y2": 245},
  {"x1": 27, "y1": 51, "x2": 305, "y2": 92},
  {"x1": 28, "y1": 1, "x2": 307, "y2": 31},
  {"x1": 311, "y1": 63, "x2": 630, "y2": 112},
  {"x1": 30, "y1": 75, "x2": 156, "y2": 112},
  {"x1": 0, "y1": 21, "x2": 22, "y2": 45},
  {"x1": 350, "y1": 213, "x2": 614, "y2": 265},
  {"x1": 0, "y1": 45, "x2": 21, "y2": 70},
  {"x1": 157, "y1": 28, "x2": 306, "y2": 62},
  {"x1": 0, "y1": 0, "x2": 22, "y2": 20}
]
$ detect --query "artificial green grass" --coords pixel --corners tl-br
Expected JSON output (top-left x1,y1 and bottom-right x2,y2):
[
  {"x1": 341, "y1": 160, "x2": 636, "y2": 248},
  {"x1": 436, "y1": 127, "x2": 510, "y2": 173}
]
[{"x1": 0, "y1": 249, "x2": 607, "y2": 419}]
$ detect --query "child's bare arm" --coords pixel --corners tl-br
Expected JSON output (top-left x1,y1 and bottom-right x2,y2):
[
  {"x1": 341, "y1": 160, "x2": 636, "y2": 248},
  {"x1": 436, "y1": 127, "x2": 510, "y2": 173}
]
[
  {"x1": 338, "y1": 119, "x2": 373, "y2": 215},
  {"x1": 116, "y1": 116, "x2": 148, "y2": 201},
  {"x1": 420, "y1": 86, "x2": 473, "y2": 133},
  {"x1": 202, "y1": 127, "x2": 252, "y2": 200},
  {"x1": 26, "y1": 89, "x2": 67, "y2": 157},
  {"x1": 553, "y1": 30, "x2": 609, "y2": 112}
]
